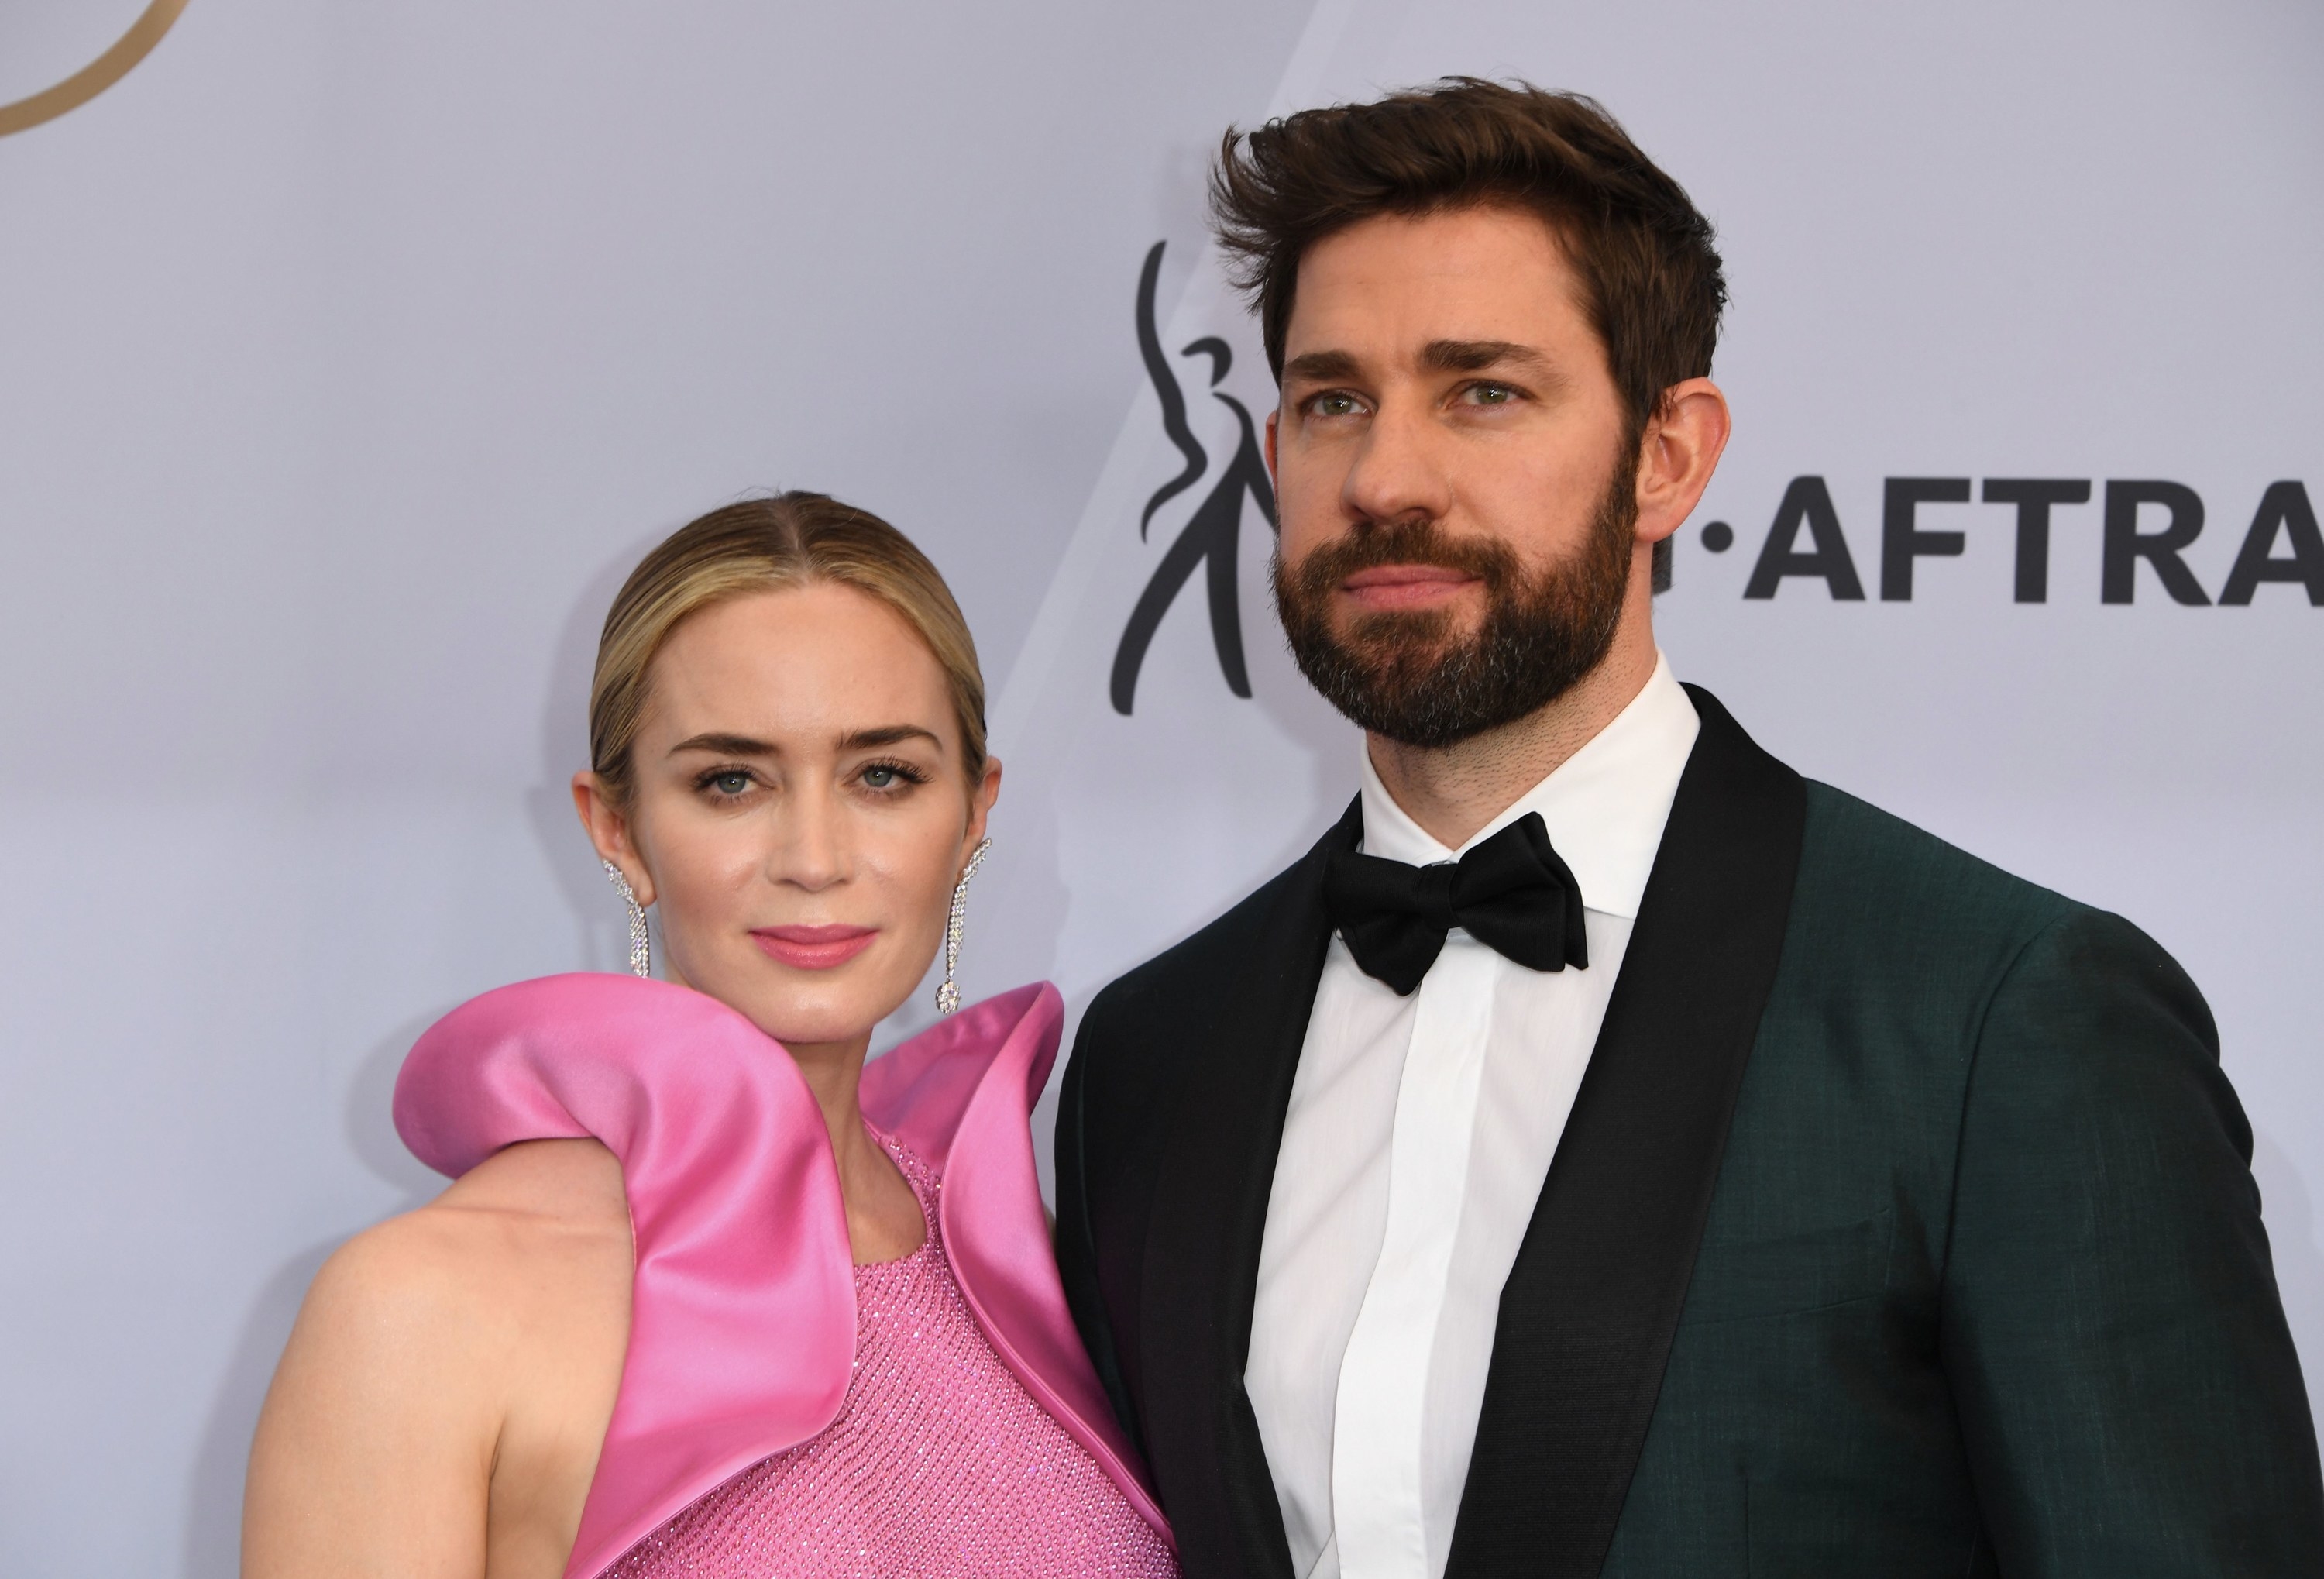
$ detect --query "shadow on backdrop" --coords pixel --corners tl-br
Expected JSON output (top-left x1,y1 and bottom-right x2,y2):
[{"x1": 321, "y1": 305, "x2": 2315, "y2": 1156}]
[
  {"x1": 528, "y1": 527, "x2": 679, "y2": 975},
  {"x1": 179, "y1": 1240, "x2": 337, "y2": 1579}
]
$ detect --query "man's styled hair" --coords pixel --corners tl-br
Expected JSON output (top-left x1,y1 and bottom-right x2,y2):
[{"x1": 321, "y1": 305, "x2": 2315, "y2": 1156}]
[{"x1": 1209, "y1": 77, "x2": 1725, "y2": 443}]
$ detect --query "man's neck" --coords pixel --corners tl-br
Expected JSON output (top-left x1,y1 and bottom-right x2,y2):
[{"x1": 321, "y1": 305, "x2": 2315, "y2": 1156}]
[{"x1": 1366, "y1": 626, "x2": 1659, "y2": 850}]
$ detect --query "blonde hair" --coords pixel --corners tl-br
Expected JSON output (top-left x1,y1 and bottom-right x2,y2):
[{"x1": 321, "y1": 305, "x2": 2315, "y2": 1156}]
[{"x1": 589, "y1": 492, "x2": 986, "y2": 810}]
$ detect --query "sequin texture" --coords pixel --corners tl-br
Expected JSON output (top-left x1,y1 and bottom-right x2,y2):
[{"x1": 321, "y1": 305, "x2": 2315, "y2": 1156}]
[{"x1": 600, "y1": 1135, "x2": 1178, "y2": 1577}]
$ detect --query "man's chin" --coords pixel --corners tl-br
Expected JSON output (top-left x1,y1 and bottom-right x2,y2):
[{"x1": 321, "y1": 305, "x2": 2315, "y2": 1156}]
[{"x1": 1335, "y1": 605, "x2": 1476, "y2": 651}]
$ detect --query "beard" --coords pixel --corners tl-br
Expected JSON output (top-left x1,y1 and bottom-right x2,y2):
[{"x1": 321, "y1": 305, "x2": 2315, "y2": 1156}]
[{"x1": 1271, "y1": 459, "x2": 1638, "y2": 749}]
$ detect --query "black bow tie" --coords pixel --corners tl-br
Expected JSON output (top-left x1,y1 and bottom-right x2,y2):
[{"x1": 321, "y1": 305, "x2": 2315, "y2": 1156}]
[{"x1": 1322, "y1": 811, "x2": 1589, "y2": 996}]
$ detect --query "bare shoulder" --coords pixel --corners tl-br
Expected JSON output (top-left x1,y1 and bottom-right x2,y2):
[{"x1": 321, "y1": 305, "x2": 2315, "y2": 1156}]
[
  {"x1": 313, "y1": 1137, "x2": 631, "y2": 1357},
  {"x1": 244, "y1": 1141, "x2": 632, "y2": 1579},
  {"x1": 432, "y1": 1135, "x2": 632, "y2": 1262}
]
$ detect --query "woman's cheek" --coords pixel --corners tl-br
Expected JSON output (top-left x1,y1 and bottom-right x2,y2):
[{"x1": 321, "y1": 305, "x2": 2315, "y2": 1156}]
[{"x1": 881, "y1": 814, "x2": 964, "y2": 944}]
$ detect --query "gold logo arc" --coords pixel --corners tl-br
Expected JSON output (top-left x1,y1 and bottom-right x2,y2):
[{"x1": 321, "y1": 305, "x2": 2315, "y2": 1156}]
[{"x1": 0, "y1": 0, "x2": 189, "y2": 139}]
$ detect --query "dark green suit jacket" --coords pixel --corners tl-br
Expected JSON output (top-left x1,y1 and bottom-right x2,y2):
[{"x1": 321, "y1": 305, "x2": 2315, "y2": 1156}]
[{"x1": 1056, "y1": 687, "x2": 2322, "y2": 1577}]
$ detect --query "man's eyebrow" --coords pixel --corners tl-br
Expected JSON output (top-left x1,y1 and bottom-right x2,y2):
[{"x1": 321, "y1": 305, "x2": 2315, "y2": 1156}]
[
  {"x1": 1420, "y1": 339, "x2": 1552, "y2": 374},
  {"x1": 1281, "y1": 349, "x2": 1363, "y2": 384},
  {"x1": 668, "y1": 731, "x2": 777, "y2": 758}
]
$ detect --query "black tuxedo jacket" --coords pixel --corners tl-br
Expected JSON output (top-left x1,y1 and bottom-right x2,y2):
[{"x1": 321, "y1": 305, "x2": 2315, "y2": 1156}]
[{"x1": 1055, "y1": 688, "x2": 2324, "y2": 1577}]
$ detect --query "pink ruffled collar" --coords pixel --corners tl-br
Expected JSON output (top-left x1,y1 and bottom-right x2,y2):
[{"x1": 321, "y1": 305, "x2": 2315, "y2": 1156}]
[{"x1": 393, "y1": 975, "x2": 1166, "y2": 1578}]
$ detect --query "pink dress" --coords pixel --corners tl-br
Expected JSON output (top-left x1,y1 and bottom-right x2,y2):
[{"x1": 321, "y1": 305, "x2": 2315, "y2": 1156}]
[
  {"x1": 393, "y1": 975, "x2": 1177, "y2": 1579},
  {"x1": 603, "y1": 1134, "x2": 1175, "y2": 1577}
]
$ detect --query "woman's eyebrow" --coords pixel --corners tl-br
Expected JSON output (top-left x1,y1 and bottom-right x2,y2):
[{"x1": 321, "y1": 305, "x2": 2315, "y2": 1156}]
[
  {"x1": 837, "y1": 724, "x2": 944, "y2": 752},
  {"x1": 667, "y1": 725, "x2": 943, "y2": 757},
  {"x1": 667, "y1": 731, "x2": 778, "y2": 758}
]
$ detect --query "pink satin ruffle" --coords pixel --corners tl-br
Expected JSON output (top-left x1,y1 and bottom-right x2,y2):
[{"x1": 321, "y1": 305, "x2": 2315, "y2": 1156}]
[{"x1": 392, "y1": 974, "x2": 1167, "y2": 1579}]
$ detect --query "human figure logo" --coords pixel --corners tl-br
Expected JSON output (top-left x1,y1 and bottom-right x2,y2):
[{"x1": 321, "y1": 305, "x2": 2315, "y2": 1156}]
[{"x1": 1110, "y1": 242, "x2": 1278, "y2": 714}]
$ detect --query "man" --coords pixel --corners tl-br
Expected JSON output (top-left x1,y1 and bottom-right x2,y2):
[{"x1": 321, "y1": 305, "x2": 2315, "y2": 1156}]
[{"x1": 1054, "y1": 78, "x2": 2323, "y2": 1578}]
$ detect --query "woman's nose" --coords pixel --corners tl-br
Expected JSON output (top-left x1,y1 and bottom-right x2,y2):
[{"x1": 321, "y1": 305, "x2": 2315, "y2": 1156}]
[{"x1": 770, "y1": 790, "x2": 847, "y2": 892}]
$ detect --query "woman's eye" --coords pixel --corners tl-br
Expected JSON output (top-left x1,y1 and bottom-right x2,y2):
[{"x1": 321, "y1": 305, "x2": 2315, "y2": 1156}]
[
  {"x1": 857, "y1": 760, "x2": 925, "y2": 793},
  {"x1": 709, "y1": 771, "x2": 751, "y2": 796}
]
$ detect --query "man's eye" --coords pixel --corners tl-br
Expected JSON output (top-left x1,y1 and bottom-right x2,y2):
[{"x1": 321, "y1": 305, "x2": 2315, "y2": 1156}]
[
  {"x1": 1466, "y1": 382, "x2": 1518, "y2": 405},
  {"x1": 1312, "y1": 392, "x2": 1361, "y2": 418}
]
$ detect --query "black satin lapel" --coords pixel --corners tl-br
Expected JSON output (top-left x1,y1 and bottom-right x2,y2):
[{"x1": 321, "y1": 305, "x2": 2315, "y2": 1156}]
[
  {"x1": 1140, "y1": 796, "x2": 1361, "y2": 1579},
  {"x1": 1445, "y1": 687, "x2": 1807, "y2": 1579}
]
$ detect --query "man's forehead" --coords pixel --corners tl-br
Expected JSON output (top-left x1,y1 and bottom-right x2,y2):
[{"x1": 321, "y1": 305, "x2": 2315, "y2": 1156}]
[{"x1": 1284, "y1": 205, "x2": 1587, "y2": 363}]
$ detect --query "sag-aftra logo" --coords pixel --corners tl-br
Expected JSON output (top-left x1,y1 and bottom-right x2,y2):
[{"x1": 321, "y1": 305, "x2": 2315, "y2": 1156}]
[{"x1": 1714, "y1": 476, "x2": 2322, "y2": 605}]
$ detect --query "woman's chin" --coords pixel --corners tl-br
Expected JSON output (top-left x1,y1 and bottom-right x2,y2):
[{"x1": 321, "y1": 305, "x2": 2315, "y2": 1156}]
[
  {"x1": 720, "y1": 987, "x2": 897, "y2": 1057},
  {"x1": 671, "y1": 949, "x2": 907, "y2": 1048}
]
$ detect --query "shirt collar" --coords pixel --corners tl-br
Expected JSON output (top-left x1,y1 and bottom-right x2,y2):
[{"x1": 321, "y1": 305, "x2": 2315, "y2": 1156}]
[{"x1": 1356, "y1": 652, "x2": 1700, "y2": 920}]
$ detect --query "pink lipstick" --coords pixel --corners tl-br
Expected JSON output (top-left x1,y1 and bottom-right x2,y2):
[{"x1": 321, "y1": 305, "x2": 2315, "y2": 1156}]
[{"x1": 751, "y1": 924, "x2": 878, "y2": 971}]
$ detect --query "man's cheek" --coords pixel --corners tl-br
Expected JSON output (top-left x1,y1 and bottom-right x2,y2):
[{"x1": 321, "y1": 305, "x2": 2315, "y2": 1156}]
[{"x1": 1277, "y1": 507, "x2": 1337, "y2": 566}]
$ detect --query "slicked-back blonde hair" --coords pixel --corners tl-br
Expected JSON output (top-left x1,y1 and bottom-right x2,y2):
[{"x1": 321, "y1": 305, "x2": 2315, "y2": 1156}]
[{"x1": 589, "y1": 492, "x2": 986, "y2": 810}]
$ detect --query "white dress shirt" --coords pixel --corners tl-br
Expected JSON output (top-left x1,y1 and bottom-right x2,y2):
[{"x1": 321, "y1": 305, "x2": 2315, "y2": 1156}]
[{"x1": 1244, "y1": 655, "x2": 1700, "y2": 1579}]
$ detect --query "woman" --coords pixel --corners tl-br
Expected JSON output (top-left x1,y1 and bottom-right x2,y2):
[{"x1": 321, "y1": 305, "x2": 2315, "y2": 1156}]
[{"x1": 243, "y1": 494, "x2": 1177, "y2": 1578}]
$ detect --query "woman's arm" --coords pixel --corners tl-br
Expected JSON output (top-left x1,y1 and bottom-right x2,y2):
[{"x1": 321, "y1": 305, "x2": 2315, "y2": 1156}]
[
  {"x1": 242, "y1": 1140, "x2": 631, "y2": 1579},
  {"x1": 242, "y1": 1212, "x2": 500, "y2": 1577}
]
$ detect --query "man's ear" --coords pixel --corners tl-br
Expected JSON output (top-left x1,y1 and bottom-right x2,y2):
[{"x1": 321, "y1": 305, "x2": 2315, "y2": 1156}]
[
  {"x1": 1265, "y1": 406, "x2": 1281, "y2": 481},
  {"x1": 571, "y1": 772, "x2": 654, "y2": 906},
  {"x1": 1633, "y1": 377, "x2": 1731, "y2": 546}
]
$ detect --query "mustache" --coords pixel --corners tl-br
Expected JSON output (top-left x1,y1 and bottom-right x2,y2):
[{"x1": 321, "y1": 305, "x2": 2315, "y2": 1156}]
[{"x1": 1278, "y1": 518, "x2": 1520, "y2": 601}]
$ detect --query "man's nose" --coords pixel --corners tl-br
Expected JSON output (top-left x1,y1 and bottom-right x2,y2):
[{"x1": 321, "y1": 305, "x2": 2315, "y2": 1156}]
[{"x1": 1339, "y1": 400, "x2": 1452, "y2": 528}]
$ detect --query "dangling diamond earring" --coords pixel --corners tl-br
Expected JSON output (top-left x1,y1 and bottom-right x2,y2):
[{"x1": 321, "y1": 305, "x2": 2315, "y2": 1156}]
[
  {"x1": 603, "y1": 859, "x2": 651, "y2": 979},
  {"x1": 935, "y1": 837, "x2": 992, "y2": 1016}
]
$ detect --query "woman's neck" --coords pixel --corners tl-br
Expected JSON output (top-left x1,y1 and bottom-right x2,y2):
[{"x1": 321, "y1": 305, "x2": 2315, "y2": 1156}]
[
  {"x1": 785, "y1": 1030, "x2": 875, "y2": 1151},
  {"x1": 787, "y1": 1030, "x2": 926, "y2": 1262}
]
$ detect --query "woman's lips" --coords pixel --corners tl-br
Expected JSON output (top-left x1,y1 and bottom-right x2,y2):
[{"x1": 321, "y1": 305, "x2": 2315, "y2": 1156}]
[{"x1": 750, "y1": 924, "x2": 878, "y2": 971}]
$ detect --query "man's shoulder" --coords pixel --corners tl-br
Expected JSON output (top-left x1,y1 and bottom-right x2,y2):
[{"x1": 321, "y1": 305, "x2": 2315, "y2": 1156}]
[
  {"x1": 1064, "y1": 848, "x2": 1319, "y2": 1156},
  {"x1": 1084, "y1": 850, "x2": 1313, "y2": 1041},
  {"x1": 1786, "y1": 778, "x2": 2129, "y2": 1003},
  {"x1": 1799, "y1": 779, "x2": 2080, "y2": 926}
]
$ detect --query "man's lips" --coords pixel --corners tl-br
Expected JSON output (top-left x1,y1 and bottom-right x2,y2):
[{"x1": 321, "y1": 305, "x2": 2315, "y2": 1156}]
[
  {"x1": 1339, "y1": 563, "x2": 1483, "y2": 611},
  {"x1": 750, "y1": 924, "x2": 878, "y2": 971}
]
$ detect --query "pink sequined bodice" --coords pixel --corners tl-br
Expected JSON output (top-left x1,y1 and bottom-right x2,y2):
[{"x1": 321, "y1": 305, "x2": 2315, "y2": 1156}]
[{"x1": 603, "y1": 1134, "x2": 1178, "y2": 1579}]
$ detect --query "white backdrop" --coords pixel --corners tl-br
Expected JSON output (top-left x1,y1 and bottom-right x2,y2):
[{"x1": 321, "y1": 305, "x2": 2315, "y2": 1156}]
[{"x1": 3, "y1": 2, "x2": 2318, "y2": 1573}]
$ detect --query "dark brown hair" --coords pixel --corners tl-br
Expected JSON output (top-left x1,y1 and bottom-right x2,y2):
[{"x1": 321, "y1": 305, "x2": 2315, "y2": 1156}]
[
  {"x1": 589, "y1": 492, "x2": 985, "y2": 810},
  {"x1": 1210, "y1": 77, "x2": 1725, "y2": 439}
]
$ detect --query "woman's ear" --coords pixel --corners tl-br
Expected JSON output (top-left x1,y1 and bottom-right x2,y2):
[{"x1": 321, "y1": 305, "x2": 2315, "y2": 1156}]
[
  {"x1": 964, "y1": 755, "x2": 1002, "y2": 855},
  {"x1": 571, "y1": 771, "x2": 655, "y2": 906}
]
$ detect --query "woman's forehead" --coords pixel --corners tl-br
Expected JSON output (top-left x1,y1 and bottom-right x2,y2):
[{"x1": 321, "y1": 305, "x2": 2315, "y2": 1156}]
[{"x1": 643, "y1": 585, "x2": 954, "y2": 745}]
